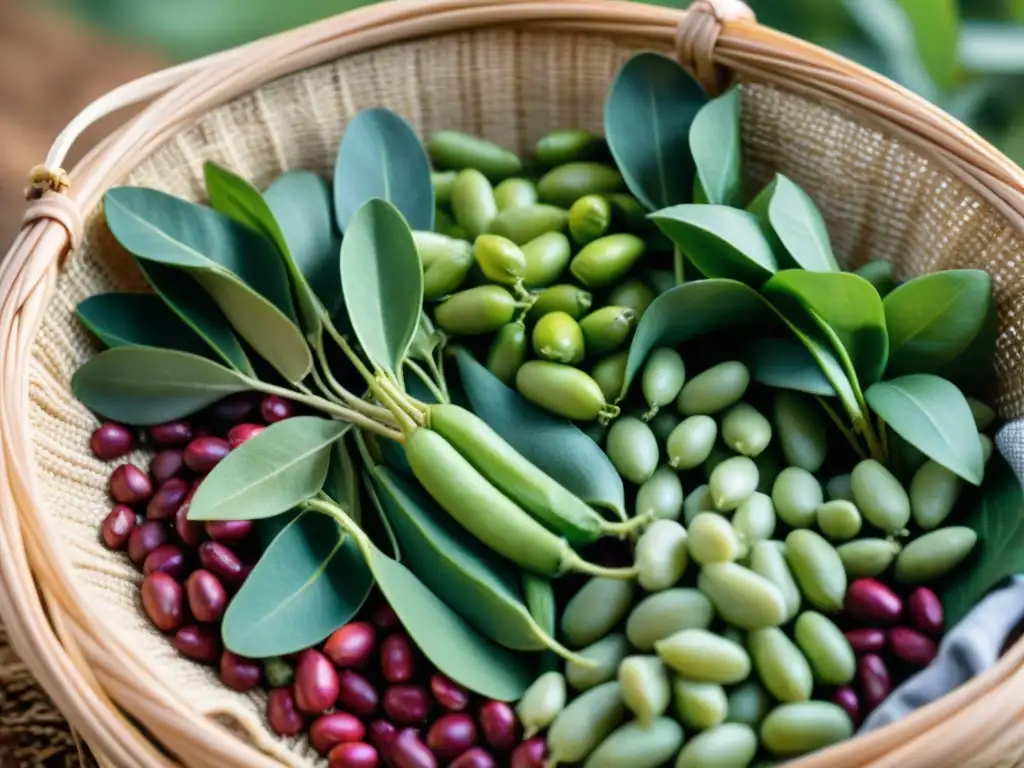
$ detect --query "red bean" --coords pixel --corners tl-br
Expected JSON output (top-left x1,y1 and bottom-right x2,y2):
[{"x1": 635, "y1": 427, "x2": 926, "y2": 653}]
[
  {"x1": 451, "y1": 748, "x2": 497, "y2": 768},
  {"x1": 186, "y1": 570, "x2": 227, "y2": 622},
  {"x1": 889, "y1": 626, "x2": 938, "y2": 667},
  {"x1": 101, "y1": 505, "x2": 137, "y2": 550},
  {"x1": 295, "y1": 649, "x2": 341, "y2": 714},
  {"x1": 384, "y1": 685, "x2": 431, "y2": 724},
  {"x1": 220, "y1": 651, "x2": 262, "y2": 692},
  {"x1": 147, "y1": 478, "x2": 190, "y2": 522},
  {"x1": 109, "y1": 464, "x2": 153, "y2": 505},
  {"x1": 908, "y1": 587, "x2": 944, "y2": 636},
  {"x1": 192, "y1": 424, "x2": 215, "y2": 439},
  {"x1": 204, "y1": 519, "x2": 253, "y2": 543},
  {"x1": 370, "y1": 602, "x2": 399, "y2": 630},
  {"x1": 210, "y1": 393, "x2": 259, "y2": 423},
  {"x1": 329, "y1": 742, "x2": 379, "y2": 768},
  {"x1": 267, "y1": 687, "x2": 305, "y2": 737},
  {"x1": 228, "y1": 423, "x2": 265, "y2": 449},
  {"x1": 141, "y1": 572, "x2": 184, "y2": 633},
  {"x1": 143, "y1": 545, "x2": 187, "y2": 580},
  {"x1": 184, "y1": 437, "x2": 231, "y2": 474},
  {"x1": 175, "y1": 498, "x2": 205, "y2": 548},
  {"x1": 832, "y1": 686, "x2": 861, "y2": 727},
  {"x1": 367, "y1": 720, "x2": 397, "y2": 754},
  {"x1": 338, "y1": 670, "x2": 380, "y2": 717},
  {"x1": 845, "y1": 579, "x2": 903, "y2": 624},
  {"x1": 198, "y1": 541, "x2": 245, "y2": 586},
  {"x1": 390, "y1": 728, "x2": 437, "y2": 768},
  {"x1": 150, "y1": 450, "x2": 185, "y2": 484},
  {"x1": 510, "y1": 738, "x2": 546, "y2": 768},
  {"x1": 128, "y1": 521, "x2": 170, "y2": 565},
  {"x1": 173, "y1": 624, "x2": 221, "y2": 663},
  {"x1": 430, "y1": 674, "x2": 470, "y2": 712},
  {"x1": 381, "y1": 633, "x2": 417, "y2": 683},
  {"x1": 311, "y1": 712, "x2": 367, "y2": 754},
  {"x1": 261, "y1": 395, "x2": 294, "y2": 424},
  {"x1": 427, "y1": 713, "x2": 477, "y2": 760},
  {"x1": 858, "y1": 653, "x2": 892, "y2": 712},
  {"x1": 478, "y1": 701, "x2": 519, "y2": 751},
  {"x1": 150, "y1": 421, "x2": 193, "y2": 447},
  {"x1": 325, "y1": 622, "x2": 377, "y2": 668},
  {"x1": 91, "y1": 423, "x2": 135, "y2": 460},
  {"x1": 844, "y1": 628, "x2": 886, "y2": 654}
]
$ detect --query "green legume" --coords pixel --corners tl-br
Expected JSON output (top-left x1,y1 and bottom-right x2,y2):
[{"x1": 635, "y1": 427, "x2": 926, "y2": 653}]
[
  {"x1": 535, "y1": 129, "x2": 603, "y2": 166},
  {"x1": 434, "y1": 285, "x2": 517, "y2": 335},
  {"x1": 749, "y1": 627, "x2": 813, "y2": 703},
  {"x1": 579, "y1": 306, "x2": 637, "y2": 356},
  {"x1": 608, "y1": 279, "x2": 657, "y2": 320},
  {"x1": 760, "y1": 702, "x2": 853, "y2": 757},
  {"x1": 709, "y1": 456, "x2": 759, "y2": 511},
  {"x1": 748, "y1": 541, "x2": 801, "y2": 623},
  {"x1": 547, "y1": 681, "x2": 626, "y2": 766},
  {"x1": 423, "y1": 246, "x2": 475, "y2": 300},
  {"x1": 968, "y1": 396, "x2": 996, "y2": 431},
  {"x1": 619, "y1": 655, "x2": 672, "y2": 726},
  {"x1": 688, "y1": 513, "x2": 743, "y2": 565},
  {"x1": 566, "y1": 634, "x2": 630, "y2": 692},
  {"x1": 494, "y1": 177, "x2": 538, "y2": 210},
  {"x1": 473, "y1": 234, "x2": 526, "y2": 285},
  {"x1": 668, "y1": 415, "x2": 718, "y2": 470},
  {"x1": 636, "y1": 465, "x2": 684, "y2": 522},
  {"x1": 585, "y1": 718, "x2": 684, "y2": 768},
  {"x1": 642, "y1": 348, "x2": 686, "y2": 418},
  {"x1": 910, "y1": 460, "x2": 963, "y2": 530},
  {"x1": 675, "y1": 723, "x2": 759, "y2": 768},
  {"x1": 591, "y1": 351, "x2": 629, "y2": 403},
  {"x1": 561, "y1": 577, "x2": 636, "y2": 648},
  {"x1": 569, "y1": 194, "x2": 612, "y2": 245},
  {"x1": 486, "y1": 322, "x2": 527, "y2": 385},
  {"x1": 733, "y1": 493, "x2": 777, "y2": 544},
  {"x1": 522, "y1": 231, "x2": 571, "y2": 288},
  {"x1": 626, "y1": 589, "x2": 714, "y2": 651},
  {"x1": 826, "y1": 474, "x2": 854, "y2": 503},
  {"x1": 427, "y1": 130, "x2": 522, "y2": 179},
  {"x1": 673, "y1": 677, "x2": 727, "y2": 731},
  {"x1": 721, "y1": 402, "x2": 772, "y2": 458},
  {"x1": 683, "y1": 484, "x2": 716, "y2": 525},
  {"x1": 772, "y1": 467, "x2": 823, "y2": 528},
  {"x1": 655, "y1": 628, "x2": 751, "y2": 684},
  {"x1": 895, "y1": 526, "x2": 977, "y2": 584},
  {"x1": 414, "y1": 230, "x2": 465, "y2": 268},
  {"x1": 785, "y1": 530, "x2": 847, "y2": 613},
  {"x1": 533, "y1": 311, "x2": 585, "y2": 365},
  {"x1": 489, "y1": 203, "x2": 569, "y2": 244},
  {"x1": 451, "y1": 169, "x2": 498, "y2": 238},
  {"x1": 636, "y1": 519, "x2": 689, "y2": 591},
  {"x1": 570, "y1": 234, "x2": 647, "y2": 288},
  {"x1": 431, "y1": 171, "x2": 458, "y2": 206},
  {"x1": 836, "y1": 538, "x2": 901, "y2": 579},
  {"x1": 516, "y1": 360, "x2": 614, "y2": 421},
  {"x1": 538, "y1": 162, "x2": 624, "y2": 208},
  {"x1": 517, "y1": 671, "x2": 566, "y2": 738},
  {"x1": 773, "y1": 391, "x2": 827, "y2": 473},
  {"x1": 793, "y1": 611, "x2": 855, "y2": 685},
  {"x1": 678, "y1": 361, "x2": 750, "y2": 416},
  {"x1": 697, "y1": 563, "x2": 787, "y2": 630},
  {"x1": 727, "y1": 681, "x2": 772, "y2": 728},
  {"x1": 605, "y1": 416, "x2": 659, "y2": 484},
  {"x1": 703, "y1": 443, "x2": 737, "y2": 482},
  {"x1": 527, "y1": 283, "x2": 592, "y2": 322},
  {"x1": 816, "y1": 500, "x2": 862, "y2": 541},
  {"x1": 851, "y1": 458, "x2": 911, "y2": 535}
]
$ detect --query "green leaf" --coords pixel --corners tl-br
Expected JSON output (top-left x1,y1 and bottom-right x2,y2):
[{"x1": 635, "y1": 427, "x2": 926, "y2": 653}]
[
  {"x1": 222, "y1": 509, "x2": 373, "y2": 658},
  {"x1": 896, "y1": 0, "x2": 959, "y2": 89},
  {"x1": 71, "y1": 347, "x2": 251, "y2": 425},
  {"x1": 339, "y1": 199, "x2": 424, "y2": 378},
  {"x1": 866, "y1": 374, "x2": 984, "y2": 485},
  {"x1": 76, "y1": 293, "x2": 214, "y2": 358},
  {"x1": 453, "y1": 347, "x2": 626, "y2": 521},
  {"x1": 883, "y1": 270, "x2": 994, "y2": 384},
  {"x1": 188, "y1": 417, "x2": 349, "y2": 521},
  {"x1": 265, "y1": 171, "x2": 343, "y2": 317},
  {"x1": 689, "y1": 87, "x2": 743, "y2": 207},
  {"x1": 649, "y1": 205, "x2": 778, "y2": 286},
  {"x1": 762, "y1": 174, "x2": 839, "y2": 273},
  {"x1": 958, "y1": 22, "x2": 1024, "y2": 75},
  {"x1": 604, "y1": 51, "x2": 706, "y2": 211},
  {"x1": 854, "y1": 259, "x2": 898, "y2": 299},
  {"x1": 743, "y1": 337, "x2": 836, "y2": 397},
  {"x1": 763, "y1": 270, "x2": 888, "y2": 387},
  {"x1": 104, "y1": 187, "x2": 311, "y2": 383},
  {"x1": 334, "y1": 108, "x2": 434, "y2": 233},
  {"x1": 940, "y1": 454, "x2": 1024, "y2": 627},
  {"x1": 323, "y1": 435, "x2": 361, "y2": 527}
]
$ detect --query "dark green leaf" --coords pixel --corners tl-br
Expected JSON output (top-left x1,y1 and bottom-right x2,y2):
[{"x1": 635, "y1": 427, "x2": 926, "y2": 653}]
[
  {"x1": 743, "y1": 337, "x2": 836, "y2": 396},
  {"x1": 222, "y1": 509, "x2": 373, "y2": 658},
  {"x1": 189, "y1": 417, "x2": 349, "y2": 521},
  {"x1": 650, "y1": 205, "x2": 778, "y2": 286},
  {"x1": 339, "y1": 199, "x2": 424, "y2": 378},
  {"x1": 604, "y1": 51, "x2": 706, "y2": 211},
  {"x1": 104, "y1": 187, "x2": 311, "y2": 383},
  {"x1": 866, "y1": 374, "x2": 984, "y2": 485},
  {"x1": 72, "y1": 347, "x2": 251, "y2": 425},
  {"x1": 763, "y1": 175, "x2": 839, "y2": 273},
  {"x1": 940, "y1": 454, "x2": 1024, "y2": 626},
  {"x1": 689, "y1": 87, "x2": 742, "y2": 206},
  {"x1": 746, "y1": 178, "x2": 783, "y2": 254},
  {"x1": 854, "y1": 259, "x2": 897, "y2": 298},
  {"x1": 453, "y1": 347, "x2": 626, "y2": 520},
  {"x1": 334, "y1": 108, "x2": 434, "y2": 233},
  {"x1": 265, "y1": 171, "x2": 343, "y2": 317},
  {"x1": 76, "y1": 293, "x2": 213, "y2": 358},
  {"x1": 323, "y1": 435, "x2": 361, "y2": 527},
  {"x1": 883, "y1": 270, "x2": 994, "y2": 383},
  {"x1": 897, "y1": 0, "x2": 959, "y2": 89},
  {"x1": 763, "y1": 270, "x2": 888, "y2": 387}
]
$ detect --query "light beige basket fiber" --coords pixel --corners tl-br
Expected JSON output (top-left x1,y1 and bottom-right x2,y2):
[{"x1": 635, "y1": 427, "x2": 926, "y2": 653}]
[{"x1": 4, "y1": 0, "x2": 1024, "y2": 766}]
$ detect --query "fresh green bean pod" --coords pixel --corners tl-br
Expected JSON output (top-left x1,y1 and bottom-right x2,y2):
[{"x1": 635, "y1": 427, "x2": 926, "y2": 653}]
[
  {"x1": 527, "y1": 284, "x2": 593, "y2": 322},
  {"x1": 569, "y1": 194, "x2": 612, "y2": 245},
  {"x1": 495, "y1": 177, "x2": 539, "y2": 210},
  {"x1": 538, "y1": 162, "x2": 625, "y2": 208},
  {"x1": 451, "y1": 169, "x2": 498, "y2": 238},
  {"x1": 486, "y1": 322, "x2": 528, "y2": 385},
  {"x1": 516, "y1": 361, "x2": 620, "y2": 422},
  {"x1": 522, "y1": 572, "x2": 560, "y2": 674},
  {"x1": 535, "y1": 129, "x2": 604, "y2": 166},
  {"x1": 423, "y1": 248, "x2": 475, "y2": 301},
  {"x1": 547, "y1": 682, "x2": 626, "y2": 767},
  {"x1": 533, "y1": 311, "x2": 586, "y2": 365},
  {"x1": 433, "y1": 285, "x2": 518, "y2": 335},
  {"x1": 517, "y1": 671, "x2": 567, "y2": 738},
  {"x1": 570, "y1": 234, "x2": 647, "y2": 288},
  {"x1": 609, "y1": 279, "x2": 657, "y2": 321},
  {"x1": 567, "y1": 634, "x2": 630, "y2": 691},
  {"x1": 562, "y1": 578, "x2": 636, "y2": 648},
  {"x1": 489, "y1": 203, "x2": 569, "y2": 244},
  {"x1": 474, "y1": 234, "x2": 527, "y2": 285},
  {"x1": 522, "y1": 232, "x2": 572, "y2": 288},
  {"x1": 579, "y1": 306, "x2": 637, "y2": 356},
  {"x1": 431, "y1": 171, "x2": 458, "y2": 206},
  {"x1": 413, "y1": 230, "x2": 465, "y2": 268},
  {"x1": 427, "y1": 130, "x2": 522, "y2": 179},
  {"x1": 592, "y1": 352, "x2": 629, "y2": 403},
  {"x1": 585, "y1": 718, "x2": 684, "y2": 768}
]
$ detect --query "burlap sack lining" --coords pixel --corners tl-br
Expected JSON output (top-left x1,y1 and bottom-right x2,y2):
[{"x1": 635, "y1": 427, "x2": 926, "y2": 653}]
[{"x1": 23, "y1": 27, "x2": 1024, "y2": 767}]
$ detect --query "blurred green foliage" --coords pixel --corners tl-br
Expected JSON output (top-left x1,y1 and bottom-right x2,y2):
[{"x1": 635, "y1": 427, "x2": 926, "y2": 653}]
[{"x1": 52, "y1": 0, "x2": 1024, "y2": 163}]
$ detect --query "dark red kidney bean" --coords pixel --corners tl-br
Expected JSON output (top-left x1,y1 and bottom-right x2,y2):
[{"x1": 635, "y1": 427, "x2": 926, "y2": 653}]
[
  {"x1": 889, "y1": 627, "x2": 938, "y2": 667},
  {"x1": 381, "y1": 633, "x2": 417, "y2": 683},
  {"x1": 184, "y1": 437, "x2": 231, "y2": 474},
  {"x1": 311, "y1": 712, "x2": 367, "y2": 754},
  {"x1": 384, "y1": 685, "x2": 431, "y2": 724},
  {"x1": 109, "y1": 464, "x2": 153, "y2": 505},
  {"x1": 389, "y1": 728, "x2": 437, "y2": 768},
  {"x1": 210, "y1": 393, "x2": 259, "y2": 423},
  {"x1": 147, "y1": 478, "x2": 190, "y2": 522},
  {"x1": 832, "y1": 686, "x2": 861, "y2": 727},
  {"x1": 369, "y1": 602, "x2": 399, "y2": 630},
  {"x1": 198, "y1": 541, "x2": 245, "y2": 586},
  {"x1": 228, "y1": 423, "x2": 265, "y2": 449},
  {"x1": 143, "y1": 545, "x2": 187, "y2": 580},
  {"x1": 128, "y1": 521, "x2": 170, "y2": 566},
  {"x1": 173, "y1": 624, "x2": 221, "y2": 663},
  {"x1": 451, "y1": 748, "x2": 497, "y2": 768},
  {"x1": 845, "y1": 579, "x2": 903, "y2": 624},
  {"x1": 858, "y1": 653, "x2": 892, "y2": 712},
  {"x1": 427, "y1": 713, "x2": 477, "y2": 760},
  {"x1": 430, "y1": 674, "x2": 470, "y2": 712},
  {"x1": 908, "y1": 587, "x2": 944, "y2": 636},
  {"x1": 91, "y1": 423, "x2": 135, "y2": 460},
  {"x1": 325, "y1": 622, "x2": 376, "y2": 668},
  {"x1": 478, "y1": 701, "x2": 519, "y2": 751},
  {"x1": 509, "y1": 738, "x2": 546, "y2": 768},
  {"x1": 220, "y1": 651, "x2": 262, "y2": 692},
  {"x1": 367, "y1": 720, "x2": 397, "y2": 754},
  {"x1": 101, "y1": 505, "x2": 137, "y2": 550},
  {"x1": 186, "y1": 570, "x2": 227, "y2": 622},
  {"x1": 338, "y1": 670, "x2": 380, "y2": 716},
  {"x1": 261, "y1": 395, "x2": 294, "y2": 424},
  {"x1": 150, "y1": 421, "x2": 193, "y2": 447},
  {"x1": 267, "y1": 687, "x2": 305, "y2": 737},
  {"x1": 295, "y1": 649, "x2": 341, "y2": 714},
  {"x1": 329, "y1": 742, "x2": 379, "y2": 768},
  {"x1": 175, "y1": 499, "x2": 205, "y2": 548},
  {"x1": 141, "y1": 572, "x2": 184, "y2": 633},
  {"x1": 845, "y1": 628, "x2": 887, "y2": 654},
  {"x1": 150, "y1": 450, "x2": 185, "y2": 484},
  {"x1": 204, "y1": 519, "x2": 253, "y2": 543}
]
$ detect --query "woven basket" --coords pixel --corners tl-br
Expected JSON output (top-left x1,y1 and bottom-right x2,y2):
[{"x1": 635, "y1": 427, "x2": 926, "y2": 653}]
[{"x1": 4, "y1": 0, "x2": 1024, "y2": 766}]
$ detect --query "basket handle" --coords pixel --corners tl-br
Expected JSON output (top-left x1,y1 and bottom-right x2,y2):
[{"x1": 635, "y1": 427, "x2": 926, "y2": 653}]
[{"x1": 675, "y1": 0, "x2": 755, "y2": 96}]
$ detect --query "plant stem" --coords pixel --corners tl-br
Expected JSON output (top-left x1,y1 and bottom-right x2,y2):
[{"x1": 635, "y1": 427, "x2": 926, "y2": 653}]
[
  {"x1": 815, "y1": 396, "x2": 867, "y2": 460},
  {"x1": 405, "y1": 359, "x2": 447, "y2": 403},
  {"x1": 374, "y1": 377, "x2": 422, "y2": 434},
  {"x1": 877, "y1": 413, "x2": 889, "y2": 463},
  {"x1": 308, "y1": 366, "x2": 344, "y2": 405},
  {"x1": 311, "y1": 331, "x2": 397, "y2": 424},
  {"x1": 426, "y1": 355, "x2": 451, "y2": 402},
  {"x1": 859, "y1": 416, "x2": 886, "y2": 464},
  {"x1": 673, "y1": 246, "x2": 685, "y2": 285}
]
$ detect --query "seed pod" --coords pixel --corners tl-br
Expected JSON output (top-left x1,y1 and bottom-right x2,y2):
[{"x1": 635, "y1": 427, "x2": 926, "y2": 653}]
[
  {"x1": 722, "y1": 403, "x2": 772, "y2": 458},
  {"x1": 568, "y1": 194, "x2": 612, "y2": 245},
  {"x1": 516, "y1": 671, "x2": 566, "y2": 738},
  {"x1": 535, "y1": 129, "x2": 603, "y2": 166},
  {"x1": 851, "y1": 459, "x2": 911, "y2": 534},
  {"x1": 845, "y1": 578, "x2": 903, "y2": 624},
  {"x1": 641, "y1": 348, "x2": 685, "y2": 419},
  {"x1": 618, "y1": 655, "x2": 671, "y2": 726},
  {"x1": 427, "y1": 131, "x2": 522, "y2": 179},
  {"x1": 591, "y1": 352, "x2": 629, "y2": 403},
  {"x1": 605, "y1": 416, "x2": 659, "y2": 484},
  {"x1": 697, "y1": 563, "x2": 787, "y2": 630},
  {"x1": 910, "y1": 460, "x2": 963, "y2": 530},
  {"x1": 709, "y1": 456, "x2": 759, "y2": 511},
  {"x1": 584, "y1": 718, "x2": 683, "y2": 768},
  {"x1": 527, "y1": 283, "x2": 593, "y2": 323},
  {"x1": 845, "y1": 629, "x2": 886, "y2": 654},
  {"x1": 733, "y1": 493, "x2": 777, "y2": 544},
  {"x1": 635, "y1": 519, "x2": 689, "y2": 591},
  {"x1": 570, "y1": 234, "x2": 647, "y2": 288},
  {"x1": 434, "y1": 286, "x2": 517, "y2": 336},
  {"x1": 537, "y1": 162, "x2": 624, "y2": 208},
  {"x1": 667, "y1": 415, "x2": 718, "y2": 470},
  {"x1": 654, "y1": 628, "x2": 751, "y2": 684},
  {"x1": 566, "y1": 634, "x2": 630, "y2": 692},
  {"x1": 414, "y1": 230, "x2": 465, "y2": 269},
  {"x1": 673, "y1": 677, "x2": 728, "y2": 730},
  {"x1": 561, "y1": 577, "x2": 635, "y2": 649},
  {"x1": 836, "y1": 538, "x2": 901, "y2": 579},
  {"x1": 486, "y1": 322, "x2": 527, "y2": 385},
  {"x1": 521, "y1": 232, "x2": 571, "y2": 288},
  {"x1": 678, "y1": 723, "x2": 760, "y2": 768},
  {"x1": 794, "y1": 611, "x2": 855, "y2": 685},
  {"x1": 816, "y1": 500, "x2": 863, "y2": 541},
  {"x1": 495, "y1": 177, "x2": 539, "y2": 210},
  {"x1": 678, "y1": 361, "x2": 750, "y2": 416},
  {"x1": 578, "y1": 306, "x2": 637, "y2": 356},
  {"x1": 516, "y1": 361, "x2": 615, "y2": 422},
  {"x1": 423, "y1": 246, "x2": 473, "y2": 300},
  {"x1": 749, "y1": 541, "x2": 801, "y2": 622},
  {"x1": 895, "y1": 527, "x2": 977, "y2": 584},
  {"x1": 772, "y1": 467, "x2": 823, "y2": 529},
  {"x1": 727, "y1": 681, "x2": 772, "y2": 728},
  {"x1": 546, "y1": 681, "x2": 626, "y2": 766},
  {"x1": 450, "y1": 169, "x2": 498, "y2": 238},
  {"x1": 773, "y1": 391, "x2": 827, "y2": 472},
  {"x1": 785, "y1": 530, "x2": 847, "y2": 612},
  {"x1": 968, "y1": 396, "x2": 996, "y2": 431},
  {"x1": 688, "y1": 513, "x2": 743, "y2": 565},
  {"x1": 749, "y1": 627, "x2": 813, "y2": 703},
  {"x1": 858, "y1": 654, "x2": 892, "y2": 711},
  {"x1": 908, "y1": 587, "x2": 944, "y2": 635},
  {"x1": 489, "y1": 204, "x2": 569, "y2": 245},
  {"x1": 888, "y1": 627, "x2": 937, "y2": 666},
  {"x1": 532, "y1": 311, "x2": 586, "y2": 364},
  {"x1": 760, "y1": 701, "x2": 853, "y2": 757},
  {"x1": 473, "y1": 234, "x2": 527, "y2": 285},
  {"x1": 432, "y1": 171, "x2": 457, "y2": 206},
  {"x1": 826, "y1": 474, "x2": 854, "y2": 502},
  {"x1": 626, "y1": 589, "x2": 714, "y2": 651},
  {"x1": 608, "y1": 279, "x2": 656, "y2": 321},
  {"x1": 635, "y1": 466, "x2": 684, "y2": 522},
  {"x1": 683, "y1": 484, "x2": 716, "y2": 525}
]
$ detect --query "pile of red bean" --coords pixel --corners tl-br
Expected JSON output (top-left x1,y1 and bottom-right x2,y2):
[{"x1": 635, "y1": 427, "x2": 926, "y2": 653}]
[{"x1": 834, "y1": 578, "x2": 944, "y2": 726}]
